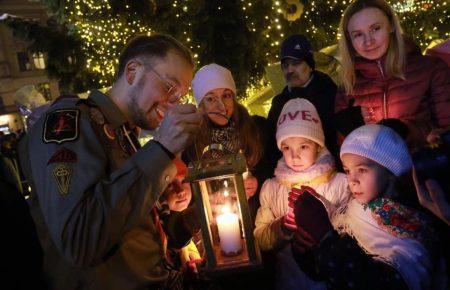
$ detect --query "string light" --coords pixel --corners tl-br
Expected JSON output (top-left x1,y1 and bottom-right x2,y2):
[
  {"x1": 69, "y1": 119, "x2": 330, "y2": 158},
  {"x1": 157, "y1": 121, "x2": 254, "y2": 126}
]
[{"x1": 65, "y1": 0, "x2": 448, "y2": 96}]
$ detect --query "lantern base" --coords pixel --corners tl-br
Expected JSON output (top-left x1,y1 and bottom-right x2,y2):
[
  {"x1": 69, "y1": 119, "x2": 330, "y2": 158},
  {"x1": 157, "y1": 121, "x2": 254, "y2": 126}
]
[{"x1": 221, "y1": 248, "x2": 243, "y2": 257}]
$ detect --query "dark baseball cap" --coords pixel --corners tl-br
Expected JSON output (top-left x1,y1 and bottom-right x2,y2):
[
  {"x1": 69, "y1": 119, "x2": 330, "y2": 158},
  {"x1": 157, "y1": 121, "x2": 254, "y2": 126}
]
[{"x1": 280, "y1": 35, "x2": 312, "y2": 61}]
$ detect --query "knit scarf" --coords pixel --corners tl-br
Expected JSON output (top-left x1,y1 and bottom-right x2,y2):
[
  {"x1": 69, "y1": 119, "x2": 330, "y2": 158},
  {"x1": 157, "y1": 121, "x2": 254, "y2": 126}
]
[
  {"x1": 209, "y1": 120, "x2": 240, "y2": 157},
  {"x1": 274, "y1": 148, "x2": 336, "y2": 188},
  {"x1": 332, "y1": 198, "x2": 438, "y2": 290}
]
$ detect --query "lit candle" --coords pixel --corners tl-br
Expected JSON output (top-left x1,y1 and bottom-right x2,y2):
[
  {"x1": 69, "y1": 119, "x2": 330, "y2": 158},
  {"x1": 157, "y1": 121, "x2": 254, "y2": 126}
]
[{"x1": 216, "y1": 205, "x2": 242, "y2": 255}]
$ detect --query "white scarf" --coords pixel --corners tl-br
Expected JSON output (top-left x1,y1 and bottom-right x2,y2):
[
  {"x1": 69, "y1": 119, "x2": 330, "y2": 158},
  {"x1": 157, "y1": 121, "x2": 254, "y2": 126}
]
[
  {"x1": 332, "y1": 198, "x2": 438, "y2": 290},
  {"x1": 274, "y1": 148, "x2": 335, "y2": 187}
]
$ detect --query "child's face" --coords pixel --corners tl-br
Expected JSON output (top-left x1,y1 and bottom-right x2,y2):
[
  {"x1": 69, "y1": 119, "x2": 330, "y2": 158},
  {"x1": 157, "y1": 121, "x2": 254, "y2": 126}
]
[
  {"x1": 281, "y1": 137, "x2": 320, "y2": 172},
  {"x1": 342, "y1": 153, "x2": 391, "y2": 204},
  {"x1": 164, "y1": 175, "x2": 192, "y2": 212}
]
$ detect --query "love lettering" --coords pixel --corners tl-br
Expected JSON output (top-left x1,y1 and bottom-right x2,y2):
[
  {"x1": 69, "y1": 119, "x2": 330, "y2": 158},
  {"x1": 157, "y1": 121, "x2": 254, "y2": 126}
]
[{"x1": 278, "y1": 110, "x2": 320, "y2": 125}]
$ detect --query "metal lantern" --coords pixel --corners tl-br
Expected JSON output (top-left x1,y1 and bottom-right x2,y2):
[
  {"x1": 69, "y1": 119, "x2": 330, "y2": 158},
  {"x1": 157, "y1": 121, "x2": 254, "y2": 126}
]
[{"x1": 186, "y1": 151, "x2": 261, "y2": 275}]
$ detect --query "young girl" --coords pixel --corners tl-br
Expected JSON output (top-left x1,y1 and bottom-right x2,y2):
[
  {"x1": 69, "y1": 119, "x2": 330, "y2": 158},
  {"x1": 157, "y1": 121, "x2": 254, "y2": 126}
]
[
  {"x1": 292, "y1": 124, "x2": 444, "y2": 290},
  {"x1": 185, "y1": 63, "x2": 269, "y2": 221},
  {"x1": 334, "y1": 0, "x2": 449, "y2": 148},
  {"x1": 254, "y1": 98, "x2": 350, "y2": 290}
]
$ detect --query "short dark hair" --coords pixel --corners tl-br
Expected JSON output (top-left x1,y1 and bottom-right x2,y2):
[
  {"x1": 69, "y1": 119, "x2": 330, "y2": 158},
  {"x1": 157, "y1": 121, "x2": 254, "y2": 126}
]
[{"x1": 116, "y1": 34, "x2": 194, "y2": 79}]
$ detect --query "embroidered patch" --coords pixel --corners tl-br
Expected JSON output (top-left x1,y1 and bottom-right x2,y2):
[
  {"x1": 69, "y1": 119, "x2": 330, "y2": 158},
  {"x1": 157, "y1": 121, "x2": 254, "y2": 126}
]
[
  {"x1": 89, "y1": 107, "x2": 105, "y2": 126},
  {"x1": 43, "y1": 109, "x2": 79, "y2": 144},
  {"x1": 53, "y1": 164, "x2": 72, "y2": 195},
  {"x1": 103, "y1": 124, "x2": 116, "y2": 140},
  {"x1": 47, "y1": 147, "x2": 77, "y2": 165}
]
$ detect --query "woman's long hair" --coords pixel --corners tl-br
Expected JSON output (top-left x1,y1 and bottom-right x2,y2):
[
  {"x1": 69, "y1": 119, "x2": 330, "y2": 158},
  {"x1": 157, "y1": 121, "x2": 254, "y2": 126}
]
[
  {"x1": 186, "y1": 100, "x2": 263, "y2": 169},
  {"x1": 338, "y1": 0, "x2": 406, "y2": 95}
]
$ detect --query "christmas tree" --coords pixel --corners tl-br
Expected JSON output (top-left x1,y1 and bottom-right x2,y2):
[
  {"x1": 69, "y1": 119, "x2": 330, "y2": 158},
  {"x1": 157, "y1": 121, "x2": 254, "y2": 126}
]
[{"x1": 5, "y1": 0, "x2": 449, "y2": 96}]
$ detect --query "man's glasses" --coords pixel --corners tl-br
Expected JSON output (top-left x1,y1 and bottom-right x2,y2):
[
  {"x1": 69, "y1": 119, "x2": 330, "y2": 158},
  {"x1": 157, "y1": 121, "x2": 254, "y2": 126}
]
[{"x1": 140, "y1": 61, "x2": 183, "y2": 104}]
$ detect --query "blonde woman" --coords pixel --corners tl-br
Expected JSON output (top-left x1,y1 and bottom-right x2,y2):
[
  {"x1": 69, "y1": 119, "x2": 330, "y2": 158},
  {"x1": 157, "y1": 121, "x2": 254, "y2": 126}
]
[{"x1": 335, "y1": 0, "x2": 450, "y2": 148}]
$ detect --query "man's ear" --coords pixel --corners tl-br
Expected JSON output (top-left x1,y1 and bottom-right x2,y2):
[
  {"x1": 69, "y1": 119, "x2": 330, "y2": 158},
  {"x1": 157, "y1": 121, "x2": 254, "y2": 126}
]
[{"x1": 124, "y1": 59, "x2": 142, "y2": 85}]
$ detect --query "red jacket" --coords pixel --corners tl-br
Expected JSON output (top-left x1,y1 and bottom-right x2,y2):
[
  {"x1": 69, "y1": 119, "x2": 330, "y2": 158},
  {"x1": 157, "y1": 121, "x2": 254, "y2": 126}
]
[{"x1": 335, "y1": 41, "x2": 450, "y2": 148}]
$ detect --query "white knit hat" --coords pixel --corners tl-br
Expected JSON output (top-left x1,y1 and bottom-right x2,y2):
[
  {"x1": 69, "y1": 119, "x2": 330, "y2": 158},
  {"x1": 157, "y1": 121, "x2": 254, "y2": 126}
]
[
  {"x1": 191, "y1": 63, "x2": 236, "y2": 105},
  {"x1": 276, "y1": 98, "x2": 325, "y2": 149},
  {"x1": 340, "y1": 124, "x2": 412, "y2": 176}
]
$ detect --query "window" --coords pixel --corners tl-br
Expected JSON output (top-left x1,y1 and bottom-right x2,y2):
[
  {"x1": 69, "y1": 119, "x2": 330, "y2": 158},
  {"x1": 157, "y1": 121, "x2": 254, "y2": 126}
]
[
  {"x1": 17, "y1": 52, "x2": 31, "y2": 71},
  {"x1": 33, "y1": 53, "x2": 46, "y2": 69}
]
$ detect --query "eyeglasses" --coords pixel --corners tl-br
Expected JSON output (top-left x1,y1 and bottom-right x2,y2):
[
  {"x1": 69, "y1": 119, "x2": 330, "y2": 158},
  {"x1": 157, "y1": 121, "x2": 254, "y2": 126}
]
[{"x1": 140, "y1": 61, "x2": 183, "y2": 104}]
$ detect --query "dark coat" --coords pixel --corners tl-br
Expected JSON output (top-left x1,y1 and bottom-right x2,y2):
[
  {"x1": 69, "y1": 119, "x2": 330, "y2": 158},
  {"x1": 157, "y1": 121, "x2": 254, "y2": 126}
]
[
  {"x1": 293, "y1": 230, "x2": 408, "y2": 290},
  {"x1": 266, "y1": 70, "x2": 339, "y2": 175}
]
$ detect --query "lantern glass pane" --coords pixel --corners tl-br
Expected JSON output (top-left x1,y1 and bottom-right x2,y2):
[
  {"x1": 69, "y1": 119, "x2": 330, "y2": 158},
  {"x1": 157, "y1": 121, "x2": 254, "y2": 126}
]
[{"x1": 199, "y1": 175, "x2": 250, "y2": 266}]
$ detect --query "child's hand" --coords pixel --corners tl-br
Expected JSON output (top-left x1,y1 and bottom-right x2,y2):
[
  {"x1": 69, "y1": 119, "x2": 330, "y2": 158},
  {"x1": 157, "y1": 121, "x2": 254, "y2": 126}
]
[
  {"x1": 282, "y1": 211, "x2": 298, "y2": 233},
  {"x1": 180, "y1": 240, "x2": 202, "y2": 274},
  {"x1": 294, "y1": 190, "x2": 332, "y2": 243},
  {"x1": 284, "y1": 186, "x2": 315, "y2": 234},
  {"x1": 288, "y1": 187, "x2": 304, "y2": 209},
  {"x1": 292, "y1": 227, "x2": 316, "y2": 254}
]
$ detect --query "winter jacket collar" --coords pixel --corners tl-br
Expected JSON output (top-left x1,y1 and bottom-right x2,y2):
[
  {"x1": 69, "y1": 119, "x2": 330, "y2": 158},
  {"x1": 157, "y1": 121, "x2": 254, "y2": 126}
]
[{"x1": 354, "y1": 38, "x2": 422, "y2": 79}]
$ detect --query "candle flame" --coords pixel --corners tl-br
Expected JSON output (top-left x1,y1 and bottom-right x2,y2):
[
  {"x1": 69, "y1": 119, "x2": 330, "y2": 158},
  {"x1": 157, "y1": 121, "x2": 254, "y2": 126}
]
[
  {"x1": 224, "y1": 180, "x2": 228, "y2": 187},
  {"x1": 222, "y1": 204, "x2": 231, "y2": 214},
  {"x1": 223, "y1": 189, "x2": 229, "y2": 197}
]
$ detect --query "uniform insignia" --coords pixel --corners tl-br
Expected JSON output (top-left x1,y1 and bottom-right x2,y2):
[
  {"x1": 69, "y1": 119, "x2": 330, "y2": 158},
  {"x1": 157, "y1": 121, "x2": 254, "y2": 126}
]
[
  {"x1": 103, "y1": 124, "x2": 116, "y2": 140},
  {"x1": 53, "y1": 164, "x2": 72, "y2": 195},
  {"x1": 43, "y1": 109, "x2": 80, "y2": 144},
  {"x1": 47, "y1": 147, "x2": 77, "y2": 165},
  {"x1": 89, "y1": 107, "x2": 105, "y2": 125}
]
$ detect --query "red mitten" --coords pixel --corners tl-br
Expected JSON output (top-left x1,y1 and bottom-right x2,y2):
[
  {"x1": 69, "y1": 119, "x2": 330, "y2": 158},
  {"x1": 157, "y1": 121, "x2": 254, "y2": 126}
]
[
  {"x1": 288, "y1": 187, "x2": 304, "y2": 208},
  {"x1": 292, "y1": 227, "x2": 316, "y2": 254},
  {"x1": 294, "y1": 189, "x2": 332, "y2": 243}
]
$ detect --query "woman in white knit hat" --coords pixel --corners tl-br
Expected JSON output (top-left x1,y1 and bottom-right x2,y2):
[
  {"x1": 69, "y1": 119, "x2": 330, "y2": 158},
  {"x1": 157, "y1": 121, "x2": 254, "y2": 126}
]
[
  {"x1": 291, "y1": 124, "x2": 444, "y2": 290},
  {"x1": 185, "y1": 63, "x2": 269, "y2": 219},
  {"x1": 254, "y1": 98, "x2": 350, "y2": 290}
]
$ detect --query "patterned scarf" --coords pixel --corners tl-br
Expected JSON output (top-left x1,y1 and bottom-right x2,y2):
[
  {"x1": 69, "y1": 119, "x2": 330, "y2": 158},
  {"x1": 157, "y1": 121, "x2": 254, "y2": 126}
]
[
  {"x1": 332, "y1": 198, "x2": 441, "y2": 290},
  {"x1": 207, "y1": 120, "x2": 240, "y2": 158},
  {"x1": 274, "y1": 148, "x2": 336, "y2": 187}
]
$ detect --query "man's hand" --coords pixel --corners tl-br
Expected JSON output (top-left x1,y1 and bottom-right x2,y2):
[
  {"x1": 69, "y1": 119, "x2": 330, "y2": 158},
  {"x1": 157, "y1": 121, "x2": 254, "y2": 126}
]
[
  {"x1": 155, "y1": 104, "x2": 202, "y2": 155},
  {"x1": 244, "y1": 175, "x2": 258, "y2": 199},
  {"x1": 413, "y1": 168, "x2": 450, "y2": 225}
]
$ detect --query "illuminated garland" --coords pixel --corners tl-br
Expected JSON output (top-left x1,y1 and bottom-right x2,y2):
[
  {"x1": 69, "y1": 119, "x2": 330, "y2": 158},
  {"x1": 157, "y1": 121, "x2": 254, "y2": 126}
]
[{"x1": 64, "y1": 0, "x2": 448, "y2": 95}]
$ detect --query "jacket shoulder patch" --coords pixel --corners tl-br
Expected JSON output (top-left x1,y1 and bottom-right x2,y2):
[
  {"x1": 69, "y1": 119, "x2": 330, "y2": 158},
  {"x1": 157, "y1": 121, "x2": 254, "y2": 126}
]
[
  {"x1": 43, "y1": 109, "x2": 80, "y2": 144},
  {"x1": 47, "y1": 147, "x2": 78, "y2": 165}
]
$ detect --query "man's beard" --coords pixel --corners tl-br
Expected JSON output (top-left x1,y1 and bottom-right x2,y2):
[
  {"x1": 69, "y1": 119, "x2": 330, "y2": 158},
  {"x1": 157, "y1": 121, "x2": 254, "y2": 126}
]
[{"x1": 127, "y1": 77, "x2": 152, "y2": 130}]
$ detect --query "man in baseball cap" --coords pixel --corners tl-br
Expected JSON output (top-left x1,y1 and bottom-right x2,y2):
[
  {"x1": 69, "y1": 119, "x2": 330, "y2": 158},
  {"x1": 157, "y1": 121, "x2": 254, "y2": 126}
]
[{"x1": 266, "y1": 34, "x2": 339, "y2": 174}]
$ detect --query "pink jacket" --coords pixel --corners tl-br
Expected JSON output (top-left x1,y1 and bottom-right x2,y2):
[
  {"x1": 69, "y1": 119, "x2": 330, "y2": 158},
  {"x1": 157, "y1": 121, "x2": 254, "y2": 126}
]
[{"x1": 336, "y1": 41, "x2": 450, "y2": 148}]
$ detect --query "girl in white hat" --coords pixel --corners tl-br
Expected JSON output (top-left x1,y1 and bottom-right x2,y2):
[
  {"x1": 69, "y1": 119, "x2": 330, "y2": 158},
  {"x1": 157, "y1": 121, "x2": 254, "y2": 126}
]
[
  {"x1": 254, "y1": 98, "x2": 350, "y2": 290},
  {"x1": 292, "y1": 124, "x2": 444, "y2": 290},
  {"x1": 185, "y1": 63, "x2": 267, "y2": 217}
]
